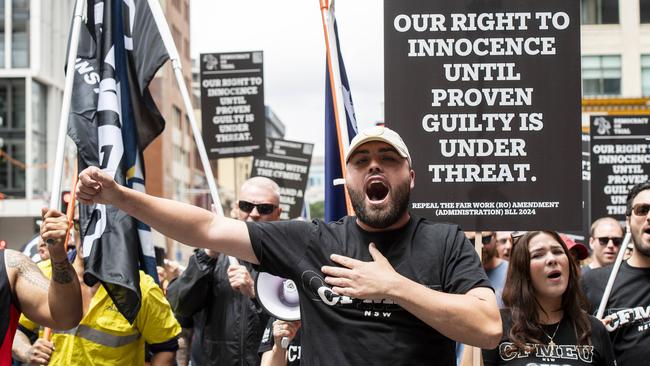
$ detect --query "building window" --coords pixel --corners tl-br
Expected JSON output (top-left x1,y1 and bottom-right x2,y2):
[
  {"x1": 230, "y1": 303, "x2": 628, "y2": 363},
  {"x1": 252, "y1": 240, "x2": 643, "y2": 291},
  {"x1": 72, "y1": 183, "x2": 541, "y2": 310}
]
[
  {"x1": 0, "y1": 78, "x2": 26, "y2": 197},
  {"x1": 184, "y1": 114, "x2": 191, "y2": 135},
  {"x1": 172, "y1": 105, "x2": 181, "y2": 130},
  {"x1": 171, "y1": 25, "x2": 181, "y2": 54},
  {"x1": 642, "y1": 55, "x2": 650, "y2": 96},
  {"x1": 11, "y1": 0, "x2": 29, "y2": 68},
  {"x1": 0, "y1": 79, "x2": 25, "y2": 130},
  {"x1": 31, "y1": 81, "x2": 46, "y2": 195},
  {"x1": 581, "y1": 0, "x2": 619, "y2": 24},
  {"x1": 642, "y1": 0, "x2": 650, "y2": 23},
  {"x1": 0, "y1": 0, "x2": 5, "y2": 68},
  {"x1": 582, "y1": 55, "x2": 621, "y2": 96},
  {"x1": 0, "y1": 139, "x2": 25, "y2": 196}
]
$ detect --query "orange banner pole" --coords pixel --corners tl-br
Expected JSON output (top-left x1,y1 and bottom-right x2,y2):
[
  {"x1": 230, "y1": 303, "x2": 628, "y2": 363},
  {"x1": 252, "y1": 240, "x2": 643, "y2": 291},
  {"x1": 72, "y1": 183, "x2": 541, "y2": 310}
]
[{"x1": 319, "y1": 0, "x2": 353, "y2": 215}]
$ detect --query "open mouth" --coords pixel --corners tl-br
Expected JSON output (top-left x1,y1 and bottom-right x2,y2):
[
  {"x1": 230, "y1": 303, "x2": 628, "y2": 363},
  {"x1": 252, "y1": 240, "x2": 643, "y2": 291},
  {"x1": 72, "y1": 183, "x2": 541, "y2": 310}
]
[
  {"x1": 365, "y1": 179, "x2": 389, "y2": 203},
  {"x1": 547, "y1": 270, "x2": 561, "y2": 279}
]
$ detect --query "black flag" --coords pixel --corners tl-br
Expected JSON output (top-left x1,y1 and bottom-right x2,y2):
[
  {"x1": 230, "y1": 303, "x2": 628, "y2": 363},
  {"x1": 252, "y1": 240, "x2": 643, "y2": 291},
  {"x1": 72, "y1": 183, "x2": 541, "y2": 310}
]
[{"x1": 66, "y1": 0, "x2": 169, "y2": 323}]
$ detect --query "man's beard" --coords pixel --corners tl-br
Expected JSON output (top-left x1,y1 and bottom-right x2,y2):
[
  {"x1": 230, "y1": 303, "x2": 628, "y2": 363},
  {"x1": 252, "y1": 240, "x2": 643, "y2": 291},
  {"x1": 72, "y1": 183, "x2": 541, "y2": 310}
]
[
  {"x1": 632, "y1": 231, "x2": 650, "y2": 257},
  {"x1": 349, "y1": 179, "x2": 410, "y2": 229}
]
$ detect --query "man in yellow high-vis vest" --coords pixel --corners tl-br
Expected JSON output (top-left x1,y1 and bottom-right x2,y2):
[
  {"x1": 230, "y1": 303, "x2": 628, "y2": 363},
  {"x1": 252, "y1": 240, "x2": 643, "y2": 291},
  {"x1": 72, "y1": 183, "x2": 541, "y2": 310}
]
[{"x1": 13, "y1": 214, "x2": 181, "y2": 365}]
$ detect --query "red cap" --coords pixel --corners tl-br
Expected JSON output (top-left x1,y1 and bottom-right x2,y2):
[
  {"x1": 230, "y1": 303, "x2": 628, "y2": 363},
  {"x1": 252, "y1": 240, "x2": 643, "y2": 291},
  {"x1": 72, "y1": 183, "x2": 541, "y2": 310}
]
[{"x1": 560, "y1": 234, "x2": 588, "y2": 260}]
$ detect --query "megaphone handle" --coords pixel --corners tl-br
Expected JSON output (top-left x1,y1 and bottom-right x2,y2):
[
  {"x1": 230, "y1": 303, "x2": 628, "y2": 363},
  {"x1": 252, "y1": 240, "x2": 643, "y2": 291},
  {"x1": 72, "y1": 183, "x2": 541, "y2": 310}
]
[{"x1": 281, "y1": 336, "x2": 289, "y2": 349}]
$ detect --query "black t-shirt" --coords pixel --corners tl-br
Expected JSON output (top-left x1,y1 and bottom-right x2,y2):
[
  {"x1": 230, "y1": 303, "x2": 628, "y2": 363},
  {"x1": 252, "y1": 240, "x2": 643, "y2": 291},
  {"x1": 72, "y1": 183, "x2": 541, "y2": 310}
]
[
  {"x1": 581, "y1": 261, "x2": 650, "y2": 366},
  {"x1": 483, "y1": 309, "x2": 616, "y2": 365},
  {"x1": 258, "y1": 317, "x2": 302, "y2": 365},
  {"x1": 247, "y1": 214, "x2": 491, "y2": 366}
]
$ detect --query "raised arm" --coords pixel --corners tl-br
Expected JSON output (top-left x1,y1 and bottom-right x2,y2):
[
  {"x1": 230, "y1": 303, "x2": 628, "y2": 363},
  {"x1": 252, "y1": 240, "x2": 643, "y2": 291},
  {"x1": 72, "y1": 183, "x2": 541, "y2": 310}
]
[
  {"x1": 76, "y1": 166, "x2": 257, "y2": 263},
  {"x1": 322, "y1": 243, "x2": 502, "y2": 348},
  {"x1": 7, "y1": 209, "x2": 82, "y2": 330}
]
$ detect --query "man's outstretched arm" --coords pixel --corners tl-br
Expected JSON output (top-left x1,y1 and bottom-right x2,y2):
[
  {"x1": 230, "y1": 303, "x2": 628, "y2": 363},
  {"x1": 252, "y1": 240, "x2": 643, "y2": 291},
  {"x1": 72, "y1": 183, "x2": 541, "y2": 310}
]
[
  {"x1": 76, "y1": 166, "x2": 257, "y2": 263},
  {"x1": 322, "y1": 243, "x2": 502, "y2": 348}
]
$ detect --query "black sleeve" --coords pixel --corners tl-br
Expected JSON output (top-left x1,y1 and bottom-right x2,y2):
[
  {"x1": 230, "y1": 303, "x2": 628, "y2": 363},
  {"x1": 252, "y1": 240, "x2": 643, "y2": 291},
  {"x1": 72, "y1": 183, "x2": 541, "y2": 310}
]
[
  {"x1": 247, "y1": 219, "x2": 316, "y2": 278},
  {"x1": 580, "y1": 268, "x2": 608, "y2": 314},
  {"x1": 165, "y1": 249, "x2": 217, "y2": 317},
  {"x1": 442, "y1": 225, "x2": 492, "y2": 294},
  {"x1": 482, "y1": 309, "x2": 510, "y2": 366},
  {"x1": 258, "y1": 317, "x2": 276, "y2": 355},
  {"x1": 589, "y1": 316, "x2": 616, "y2": 366},
  {"x1": 482, "y1": 347, "x2": 499, "y2": 366},
  {"x1": 148, "y1": 336, "x2": 180, "y2": 353},
  {"x1": 175, "y1": 314, "x2": 193, "y2": 329}
]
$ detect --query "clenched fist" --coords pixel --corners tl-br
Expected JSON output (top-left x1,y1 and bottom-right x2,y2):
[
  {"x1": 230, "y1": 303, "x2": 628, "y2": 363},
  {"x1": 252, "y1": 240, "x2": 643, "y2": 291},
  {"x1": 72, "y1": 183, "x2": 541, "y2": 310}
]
[{"x1": 76, "y1": 166, "x2": 121, "y2": 205}]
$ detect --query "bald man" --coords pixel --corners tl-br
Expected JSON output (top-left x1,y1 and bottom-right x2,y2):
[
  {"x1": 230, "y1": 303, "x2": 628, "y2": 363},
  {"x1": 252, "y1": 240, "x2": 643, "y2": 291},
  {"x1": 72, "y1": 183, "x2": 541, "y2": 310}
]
[
  {"x1": 166, "y1": 176, "x2": 281, "y2": 366},
  {"x1": 583, "y1": 217, "x2": 624, "y2": 275}
]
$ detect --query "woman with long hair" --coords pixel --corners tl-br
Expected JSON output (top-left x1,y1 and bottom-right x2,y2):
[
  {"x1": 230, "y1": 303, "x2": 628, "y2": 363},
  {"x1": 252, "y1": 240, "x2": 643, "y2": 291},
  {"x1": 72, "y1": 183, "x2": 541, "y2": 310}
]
[{"x1": 482, "y1": 231, "x2": 615, "y2": 365}]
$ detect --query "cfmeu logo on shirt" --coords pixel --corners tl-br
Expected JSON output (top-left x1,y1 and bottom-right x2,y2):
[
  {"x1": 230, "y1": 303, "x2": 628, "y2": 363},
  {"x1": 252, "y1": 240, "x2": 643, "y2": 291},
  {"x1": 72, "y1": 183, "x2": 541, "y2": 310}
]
[
  {"x1": 604, "y1": 306, "x2": 650, "y2": 332},
  {"x1": 300, "y1": 270, "x2": 400, "y2": 318}
]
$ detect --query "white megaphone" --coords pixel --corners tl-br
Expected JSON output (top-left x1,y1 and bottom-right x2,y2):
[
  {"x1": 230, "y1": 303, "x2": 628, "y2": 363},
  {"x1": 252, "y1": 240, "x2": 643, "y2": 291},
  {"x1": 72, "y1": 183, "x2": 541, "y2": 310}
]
[{"x1": 255, "y1": 272, "x2": 301, "y2": 349}]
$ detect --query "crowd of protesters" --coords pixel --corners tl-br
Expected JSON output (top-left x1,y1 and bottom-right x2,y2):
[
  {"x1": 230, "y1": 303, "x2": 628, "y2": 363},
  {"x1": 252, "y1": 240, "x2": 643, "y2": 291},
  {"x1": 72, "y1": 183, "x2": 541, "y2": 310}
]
[{"x1": 1, "y1": 126, "x2": 649, "y2": 365}]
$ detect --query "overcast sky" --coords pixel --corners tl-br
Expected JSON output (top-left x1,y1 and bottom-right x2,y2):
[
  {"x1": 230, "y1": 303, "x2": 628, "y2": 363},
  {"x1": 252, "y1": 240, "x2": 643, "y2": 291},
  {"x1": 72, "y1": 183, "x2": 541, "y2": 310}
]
[{"x1": 190, "y1": 0, "x2": 384, "y2": 156}]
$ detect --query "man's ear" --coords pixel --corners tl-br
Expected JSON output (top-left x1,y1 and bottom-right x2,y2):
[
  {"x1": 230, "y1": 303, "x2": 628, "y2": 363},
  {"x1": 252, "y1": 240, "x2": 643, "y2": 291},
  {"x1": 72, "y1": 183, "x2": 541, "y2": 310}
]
[{"x1": 409, "y1": 169, "x2": 415, "y2": 189}]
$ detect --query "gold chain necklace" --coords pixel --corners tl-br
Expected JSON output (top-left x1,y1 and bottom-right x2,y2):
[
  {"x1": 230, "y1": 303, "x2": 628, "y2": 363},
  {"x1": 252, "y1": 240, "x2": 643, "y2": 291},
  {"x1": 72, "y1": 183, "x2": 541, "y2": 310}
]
[{"x1": 541, "y1": 321, "x2": 561, "y2": 347}]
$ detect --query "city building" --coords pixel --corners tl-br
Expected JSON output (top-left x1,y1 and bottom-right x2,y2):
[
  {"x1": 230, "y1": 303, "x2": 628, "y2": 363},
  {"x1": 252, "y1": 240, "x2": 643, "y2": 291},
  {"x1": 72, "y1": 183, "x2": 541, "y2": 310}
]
[
  {"x1": 0, "y1": 0, "x2": 75, "y2": 248},
  {"x1": 0, "y1": 0, "x2": 202, "y2": 264},
  {"x1": 581, "y1": 0, "x2": 650, "y2": 116},
  {"x1": 146, "y1": 0, "x2": 204, "y2": 263}
]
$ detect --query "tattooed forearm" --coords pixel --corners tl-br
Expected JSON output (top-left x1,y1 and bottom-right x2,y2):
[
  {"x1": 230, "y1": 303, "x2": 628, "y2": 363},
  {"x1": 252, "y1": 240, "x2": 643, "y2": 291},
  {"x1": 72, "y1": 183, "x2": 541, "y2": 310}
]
[
  {"x1": 51, "y1": 258, "x2": 74, "y2": 284},
  {"x1": 6, "y1": 250, "x2": 50, "y2": 291}
]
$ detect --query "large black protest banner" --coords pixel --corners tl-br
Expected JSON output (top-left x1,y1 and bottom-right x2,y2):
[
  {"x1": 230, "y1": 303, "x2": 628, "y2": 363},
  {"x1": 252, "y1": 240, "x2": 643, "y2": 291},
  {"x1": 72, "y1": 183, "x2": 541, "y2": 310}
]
[
  {"x1": 200, "y1": 51, "x2": 266, "y2": 158},
  {"x1": 384, "y1": 0, "x2": 582, "y2": 230},
  {"x1": 251, "y1": 138, "x2": 313, "y2": 220},
  {"x1": 590, "y1": 115, "x2": 650, "y2": 222}
]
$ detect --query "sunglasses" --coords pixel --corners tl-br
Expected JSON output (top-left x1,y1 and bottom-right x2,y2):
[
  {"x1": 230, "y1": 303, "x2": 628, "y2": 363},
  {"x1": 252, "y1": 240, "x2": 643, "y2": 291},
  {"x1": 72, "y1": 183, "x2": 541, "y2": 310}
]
[
  {"x1": 510, "y1": 231, "x2": 528, "y2": 246},
  {"x1": 595, "y1": 236, "x2": 623, "y2": 246},
  {"x1": 238, "y1": 200, "x2": 277, "y2": 215},
  {"x1": 631, "y1": 203, "x2": 650, "y2": 216},
  {"x1": 481, "y1": 234, "x2": 494, "y2": 245}
]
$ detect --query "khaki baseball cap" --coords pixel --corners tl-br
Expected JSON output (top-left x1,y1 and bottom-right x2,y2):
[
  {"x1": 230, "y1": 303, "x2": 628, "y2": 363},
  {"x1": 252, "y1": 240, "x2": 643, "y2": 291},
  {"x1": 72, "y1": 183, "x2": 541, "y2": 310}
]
[{"x1": 345, "y1": 126, "x2": 412, "y2": 166}]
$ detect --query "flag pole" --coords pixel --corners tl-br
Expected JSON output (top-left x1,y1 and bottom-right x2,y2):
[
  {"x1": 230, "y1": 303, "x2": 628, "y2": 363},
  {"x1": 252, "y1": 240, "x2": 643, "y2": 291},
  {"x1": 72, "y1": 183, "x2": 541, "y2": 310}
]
[
  {"x1": 596, "y1": 225, "x2": 632, "y2": 319},
  {"x1": 146, "y1": 0, "x2": 238, "y2": 265},
  {"x1": 320, "y1": 0, "x2": 353, "y2": 216},
  {"x1": 49, "y1": 0, "x2": 86, "y2": 210}
]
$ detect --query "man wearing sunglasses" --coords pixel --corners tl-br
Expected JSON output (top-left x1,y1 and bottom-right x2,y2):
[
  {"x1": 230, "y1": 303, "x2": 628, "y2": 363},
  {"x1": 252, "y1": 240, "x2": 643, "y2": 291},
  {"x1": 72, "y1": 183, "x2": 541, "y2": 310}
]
[
  {"x1": 76, "y1": 126, "x2": 501, "y2": 366},
  {"x1": 582, "y1": 182, "x2": 650, "y2": 366},
  {"x1": 166, "y1": 176, "x2": 280, "y2": 366},
  {"x1": 582, "y1": 217, "x2": 624, "y2": 275}
]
